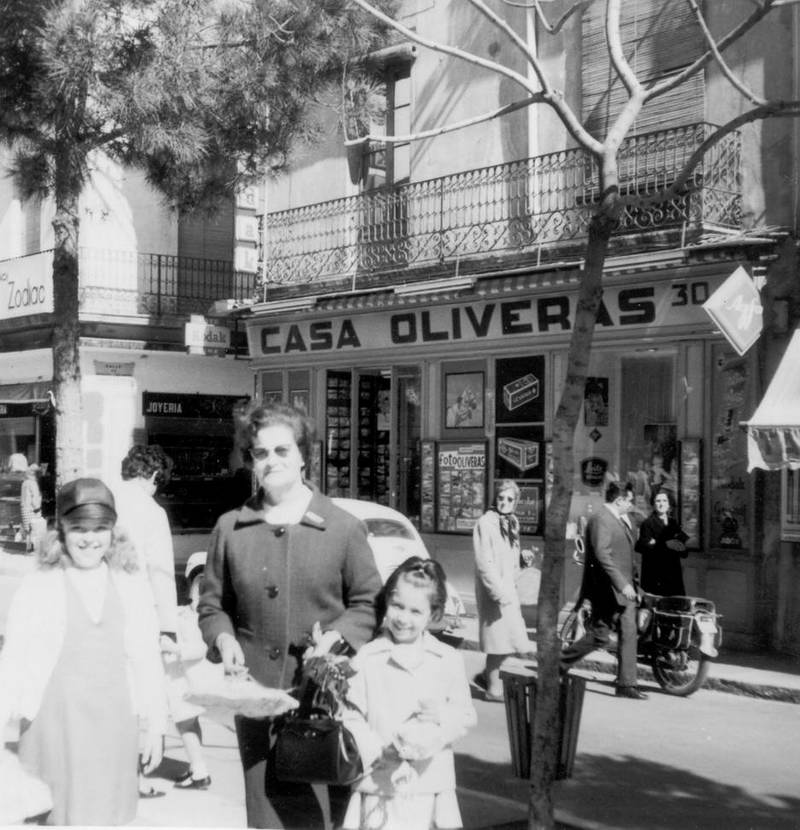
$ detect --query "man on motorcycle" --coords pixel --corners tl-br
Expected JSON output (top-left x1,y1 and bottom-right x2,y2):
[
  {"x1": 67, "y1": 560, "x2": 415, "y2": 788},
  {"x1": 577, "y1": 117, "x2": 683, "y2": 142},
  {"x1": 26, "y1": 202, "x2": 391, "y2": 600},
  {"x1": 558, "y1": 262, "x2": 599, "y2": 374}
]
[{"x1": 561, "y1": 481, "x2": 647, "y2": 700}]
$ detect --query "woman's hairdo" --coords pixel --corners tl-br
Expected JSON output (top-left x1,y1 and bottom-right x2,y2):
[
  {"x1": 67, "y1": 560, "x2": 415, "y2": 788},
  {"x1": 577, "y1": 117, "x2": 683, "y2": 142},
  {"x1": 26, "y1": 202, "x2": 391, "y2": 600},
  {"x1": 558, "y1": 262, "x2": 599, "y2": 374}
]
[
  {"x1": 650, "y1": 487, "x2": 676, "y2": 509},
  {"x1": 121, "y1": 444, "x2": 174, "y2": 487},
  {"x1": 378, "y1": 555, "x2": 448, "y2": 624},
  {"x1": 495, "y1": 479, "x2": 520, "y2": 503},
  {"x1": 235, "y1": 402, "x2": 316, "y2": 467}
]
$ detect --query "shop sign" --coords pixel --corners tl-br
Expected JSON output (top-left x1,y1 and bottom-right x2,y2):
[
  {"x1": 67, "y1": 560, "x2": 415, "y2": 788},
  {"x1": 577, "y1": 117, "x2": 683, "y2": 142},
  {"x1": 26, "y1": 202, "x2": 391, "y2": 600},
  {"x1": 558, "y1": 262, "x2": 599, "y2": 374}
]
[
  {"x1": 702, "y1": 266, "x2": 762, "y2": 356},
  {"x1": 0, "y1": 251, "x2": 54, "y2": 320},
  {"x1": 580, "y1": 457, "x2": 608, "y2": 487},
  {"x1": 143, "y1": 392, "x2": 248, "y2": 419},
  {"x1": 0, "y1": 401, "x2": 50, "y2": 417},
  {"x1": 184, "y1": 320, "x2": 231, "y2": 355},
  {"x1": 247, "y1": 277, "x2": 722, "y2": 358}
]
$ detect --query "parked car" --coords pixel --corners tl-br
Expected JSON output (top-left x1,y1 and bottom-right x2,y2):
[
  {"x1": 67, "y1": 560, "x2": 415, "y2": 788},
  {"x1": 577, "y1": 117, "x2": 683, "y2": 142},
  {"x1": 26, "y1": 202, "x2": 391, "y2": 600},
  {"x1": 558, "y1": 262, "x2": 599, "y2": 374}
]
[{"x1": 181, "y1": 498, "x2": 466, "y2": 640}]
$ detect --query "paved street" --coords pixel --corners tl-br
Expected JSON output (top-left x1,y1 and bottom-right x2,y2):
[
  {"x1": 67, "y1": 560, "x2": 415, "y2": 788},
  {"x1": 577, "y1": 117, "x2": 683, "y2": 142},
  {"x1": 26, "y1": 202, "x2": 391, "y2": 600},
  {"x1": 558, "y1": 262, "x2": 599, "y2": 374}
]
[
  {"x1": 3, "y1": 548, "x2": 800, "y2": 829},
  {"x1": 127, "y1": 650, "x2": 800, "y2": 830}
]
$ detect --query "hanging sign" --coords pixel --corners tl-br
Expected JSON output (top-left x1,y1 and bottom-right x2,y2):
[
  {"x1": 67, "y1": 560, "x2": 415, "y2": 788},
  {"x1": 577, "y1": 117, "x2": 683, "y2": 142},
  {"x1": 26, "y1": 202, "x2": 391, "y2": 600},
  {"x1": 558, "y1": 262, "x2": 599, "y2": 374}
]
[{"x1": 702, "y1": 266, "x2": 762, "y2": 356}]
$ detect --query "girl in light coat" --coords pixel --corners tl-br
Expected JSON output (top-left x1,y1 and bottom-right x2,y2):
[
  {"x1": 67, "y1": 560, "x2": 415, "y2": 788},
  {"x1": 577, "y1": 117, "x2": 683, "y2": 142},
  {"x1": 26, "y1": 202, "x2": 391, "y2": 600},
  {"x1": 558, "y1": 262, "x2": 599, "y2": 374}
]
[
  {"x1": 342, "y1": 557, "x2": 477, "y2": 830},
  {"x1": 0, "y1": 477, "x2": 167, "y2": 826}
]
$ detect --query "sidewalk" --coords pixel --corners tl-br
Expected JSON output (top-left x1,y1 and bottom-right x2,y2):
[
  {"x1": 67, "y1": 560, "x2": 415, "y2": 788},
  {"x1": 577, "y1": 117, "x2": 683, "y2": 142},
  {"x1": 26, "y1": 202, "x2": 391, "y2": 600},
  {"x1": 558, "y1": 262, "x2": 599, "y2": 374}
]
[{"x1": 453, "y1": 610, "x2": 800, "y2": 705}]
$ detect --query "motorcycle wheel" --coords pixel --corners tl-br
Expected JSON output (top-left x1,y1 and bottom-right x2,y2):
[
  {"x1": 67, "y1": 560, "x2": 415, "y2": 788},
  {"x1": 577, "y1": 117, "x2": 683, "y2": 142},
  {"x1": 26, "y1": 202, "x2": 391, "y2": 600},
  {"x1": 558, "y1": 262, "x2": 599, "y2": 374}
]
[{"x1": 651, "y1": 650, "x2": 710, "y2": 696}]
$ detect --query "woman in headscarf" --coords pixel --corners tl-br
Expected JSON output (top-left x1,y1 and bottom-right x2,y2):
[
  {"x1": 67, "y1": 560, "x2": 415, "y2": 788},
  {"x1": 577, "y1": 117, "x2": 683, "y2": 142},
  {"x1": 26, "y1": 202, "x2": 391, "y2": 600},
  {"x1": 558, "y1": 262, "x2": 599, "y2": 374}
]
[{"x1": 472, "y1": 480, "x2": 534, "y2": 701}]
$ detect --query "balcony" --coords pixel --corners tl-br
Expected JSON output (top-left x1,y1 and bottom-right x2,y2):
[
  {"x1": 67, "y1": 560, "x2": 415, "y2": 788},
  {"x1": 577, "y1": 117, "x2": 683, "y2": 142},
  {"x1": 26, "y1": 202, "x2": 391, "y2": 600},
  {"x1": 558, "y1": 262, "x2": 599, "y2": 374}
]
[
  {"x1": 79, "y1": 249, "x2": 257, "y2": 318},
  {"x1": 264, "y1": 122, "x2": 742, "y2": 291}
]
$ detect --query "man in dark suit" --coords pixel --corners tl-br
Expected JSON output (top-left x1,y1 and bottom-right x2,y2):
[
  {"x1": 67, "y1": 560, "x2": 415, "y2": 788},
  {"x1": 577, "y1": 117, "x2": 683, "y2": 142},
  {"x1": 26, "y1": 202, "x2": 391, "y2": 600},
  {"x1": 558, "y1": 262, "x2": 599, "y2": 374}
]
[{"x1": 562, "y1": 480, "x2": 646, "y2": 699}]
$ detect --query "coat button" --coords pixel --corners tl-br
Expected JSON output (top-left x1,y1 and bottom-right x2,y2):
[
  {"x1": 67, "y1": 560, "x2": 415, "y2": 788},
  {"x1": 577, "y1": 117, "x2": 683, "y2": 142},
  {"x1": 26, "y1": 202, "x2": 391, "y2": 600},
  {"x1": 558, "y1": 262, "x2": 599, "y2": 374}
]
[
  {"x1": 274, "y1": 526, "x2": 286, "y2": 537},
  {"x1": 268, "y1": 647, "x2": 282, "y2": 660},
  {"x1": 266, "y1": 585, "x2": 279, "y2": 598}
]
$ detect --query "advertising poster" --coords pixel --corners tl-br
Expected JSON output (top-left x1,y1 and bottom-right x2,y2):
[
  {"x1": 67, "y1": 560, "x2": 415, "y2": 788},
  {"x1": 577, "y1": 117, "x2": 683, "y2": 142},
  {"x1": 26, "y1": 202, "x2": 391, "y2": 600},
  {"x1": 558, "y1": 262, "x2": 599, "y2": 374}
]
[
  {"x1": 495, "y1": 425, "x2": 544, "y2": 480},
  {"x1": 436, "y1": 442, "x2": 487, "y2": 533},
  {"x1": 495, "y1": 355, "x2": 545, "y2": 424}
]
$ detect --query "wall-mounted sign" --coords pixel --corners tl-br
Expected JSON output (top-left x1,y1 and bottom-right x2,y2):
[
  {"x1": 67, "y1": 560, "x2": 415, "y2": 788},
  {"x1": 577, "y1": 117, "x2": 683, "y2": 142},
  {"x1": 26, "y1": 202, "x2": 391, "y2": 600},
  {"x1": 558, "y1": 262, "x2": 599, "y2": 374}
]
[
  {"x1": 702, "y1": 266, "x2": 762, "y2": 356},
  {"x1": 93, "y1": 360, "x2": 135, "y2": 376},
  {"x1": 580, "y1": 457, "x2": 608, "y2": 487},
  {"x1": 142, "y1": 392, "x2": 248, "y2": 419},
  {"x1": 247, "y1": 277, "x2": 724, "y2": 359},
  {"x1": 0, "y1": 251, "x2": 54, "y2": 321},
  {"x1": 185, "y1": 319, "x2": 231, "y2": 355}
]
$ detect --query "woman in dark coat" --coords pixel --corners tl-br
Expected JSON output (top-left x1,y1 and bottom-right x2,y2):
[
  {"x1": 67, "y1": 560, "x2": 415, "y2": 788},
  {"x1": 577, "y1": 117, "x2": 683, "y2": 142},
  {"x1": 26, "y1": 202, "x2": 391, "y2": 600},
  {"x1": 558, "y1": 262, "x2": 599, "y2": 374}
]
[
  {"x1": 635, "y1": 488, "x2": 689, "y2": 596},
  {"x1": 198, "y1": 402, "x2": 382, "y2": 829}
]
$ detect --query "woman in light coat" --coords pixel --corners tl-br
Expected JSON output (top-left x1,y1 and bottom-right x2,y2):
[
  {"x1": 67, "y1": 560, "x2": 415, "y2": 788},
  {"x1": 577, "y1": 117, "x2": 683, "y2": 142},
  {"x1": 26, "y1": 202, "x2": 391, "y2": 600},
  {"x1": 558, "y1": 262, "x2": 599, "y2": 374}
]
[{"x1": 473, "y1": 480, "x2": 534, "y2": 700}]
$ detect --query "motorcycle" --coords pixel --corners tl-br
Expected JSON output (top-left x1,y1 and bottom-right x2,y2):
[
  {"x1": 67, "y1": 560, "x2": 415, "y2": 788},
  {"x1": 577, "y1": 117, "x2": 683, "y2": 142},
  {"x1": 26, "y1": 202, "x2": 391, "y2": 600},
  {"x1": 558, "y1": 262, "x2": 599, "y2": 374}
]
[{"x1": 560, "y1": 543, "x2": 723, "y2": 697}]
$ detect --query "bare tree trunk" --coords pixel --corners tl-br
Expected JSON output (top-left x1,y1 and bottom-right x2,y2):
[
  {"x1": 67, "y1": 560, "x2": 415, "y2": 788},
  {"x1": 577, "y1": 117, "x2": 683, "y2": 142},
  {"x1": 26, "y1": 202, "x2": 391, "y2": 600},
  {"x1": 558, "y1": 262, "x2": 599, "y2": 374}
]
[
  {"x1": 51, "y1": 153, "x2": 83, "y2": 488},
  {"x1": 529, "y1": 211, "x2": 614, "y2": 829}
]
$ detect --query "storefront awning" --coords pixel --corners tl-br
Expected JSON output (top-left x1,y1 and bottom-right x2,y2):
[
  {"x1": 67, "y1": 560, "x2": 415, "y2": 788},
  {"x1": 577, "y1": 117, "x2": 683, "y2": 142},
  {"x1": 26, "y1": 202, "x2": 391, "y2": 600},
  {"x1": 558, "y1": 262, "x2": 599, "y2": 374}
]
[{"x1": 747, "y1": 328, "x2": 800, "y2": 471}]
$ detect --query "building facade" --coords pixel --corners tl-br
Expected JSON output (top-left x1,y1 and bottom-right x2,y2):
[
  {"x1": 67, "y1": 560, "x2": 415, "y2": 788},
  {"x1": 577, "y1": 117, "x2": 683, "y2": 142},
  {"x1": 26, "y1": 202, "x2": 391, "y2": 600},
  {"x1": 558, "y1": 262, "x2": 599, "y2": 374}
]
[
  {"x1": 0, "y1": 155, "x2": 256, "y2": 552},
  {"x1": 236, "y1": 0, "x2": 800, "y2": 654}
]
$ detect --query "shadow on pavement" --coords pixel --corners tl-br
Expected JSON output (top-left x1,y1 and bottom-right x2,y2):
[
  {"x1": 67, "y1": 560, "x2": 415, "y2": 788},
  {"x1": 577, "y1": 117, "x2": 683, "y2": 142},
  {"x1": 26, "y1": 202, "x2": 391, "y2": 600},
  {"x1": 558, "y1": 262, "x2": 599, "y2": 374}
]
[{"x1": 555, "y1": 753, "x2": 800, "y2": 829}]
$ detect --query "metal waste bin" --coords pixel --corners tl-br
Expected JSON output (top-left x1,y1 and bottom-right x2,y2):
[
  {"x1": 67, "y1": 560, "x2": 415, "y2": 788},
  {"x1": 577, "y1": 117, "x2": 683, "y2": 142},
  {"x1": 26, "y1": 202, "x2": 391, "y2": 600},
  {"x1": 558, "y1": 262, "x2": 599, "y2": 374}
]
[{"x1": 500, "y1": 665, "x2": 586, "y2": 780}]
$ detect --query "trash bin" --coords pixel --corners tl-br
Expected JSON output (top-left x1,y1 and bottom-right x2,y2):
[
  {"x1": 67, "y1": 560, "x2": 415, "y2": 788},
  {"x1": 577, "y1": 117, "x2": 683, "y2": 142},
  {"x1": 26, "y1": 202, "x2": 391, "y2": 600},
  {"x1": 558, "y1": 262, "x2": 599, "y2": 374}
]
[{"x1": 500, "y1": 665, "x2": 586, "y2": 781}]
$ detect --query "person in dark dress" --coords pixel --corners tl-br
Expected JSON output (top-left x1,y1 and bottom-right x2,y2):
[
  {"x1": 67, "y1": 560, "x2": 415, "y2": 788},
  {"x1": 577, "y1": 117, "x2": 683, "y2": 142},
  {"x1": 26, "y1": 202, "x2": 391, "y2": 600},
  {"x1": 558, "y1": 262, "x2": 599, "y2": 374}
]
[{"x1": 635, "y1": 488, "x2": 690, "y2": 596}]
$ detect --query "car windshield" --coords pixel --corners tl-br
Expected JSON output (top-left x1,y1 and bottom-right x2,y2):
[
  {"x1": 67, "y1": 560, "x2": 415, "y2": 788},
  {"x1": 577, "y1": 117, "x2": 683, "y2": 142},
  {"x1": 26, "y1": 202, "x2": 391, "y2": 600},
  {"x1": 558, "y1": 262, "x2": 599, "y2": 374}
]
[{"x1": 364, "y1": 518, "x2": 415, "y2": 540}]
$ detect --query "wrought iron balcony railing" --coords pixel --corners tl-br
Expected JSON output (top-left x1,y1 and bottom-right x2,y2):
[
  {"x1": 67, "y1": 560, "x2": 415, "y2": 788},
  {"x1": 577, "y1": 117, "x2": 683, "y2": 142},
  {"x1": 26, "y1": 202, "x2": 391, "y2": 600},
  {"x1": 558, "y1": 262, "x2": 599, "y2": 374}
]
[
  {"x1": 79, "y1": 249, "x2": 257, "y2": 317},
  {"x1": 264, "y1": 122, "x2": 742, "y2": 289}
]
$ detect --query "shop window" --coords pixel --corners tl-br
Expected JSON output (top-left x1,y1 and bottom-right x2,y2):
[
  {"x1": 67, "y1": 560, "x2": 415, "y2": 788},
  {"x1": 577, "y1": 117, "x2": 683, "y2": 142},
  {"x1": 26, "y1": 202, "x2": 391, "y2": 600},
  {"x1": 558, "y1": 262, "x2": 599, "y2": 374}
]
[
  {"x1": 709, "y1": 345, "x2": 750, "y2": 549},
  {"x1": 323, "y1": 366, "x2": 420, "y2": 519},
  {"x1": 782, "y1": 469, "x2": 800, "y2": 541},
  {"x1": 260, "y1": 371, "x2": 282, "y2": 405},
  {"x1": 325, "y1": 371, "x2": 352, "y2": 499},
  {"x1": 568, "y1": 349, "x2": 678, "y2": 532}
]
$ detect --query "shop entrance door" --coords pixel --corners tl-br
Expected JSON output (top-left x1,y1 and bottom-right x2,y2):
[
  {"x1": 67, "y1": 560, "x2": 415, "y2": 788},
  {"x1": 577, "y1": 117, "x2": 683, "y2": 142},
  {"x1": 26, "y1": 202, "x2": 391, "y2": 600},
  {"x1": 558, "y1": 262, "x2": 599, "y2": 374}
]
[{"x1": 324, "y1": 367, "x2": 421, "y2": 523}]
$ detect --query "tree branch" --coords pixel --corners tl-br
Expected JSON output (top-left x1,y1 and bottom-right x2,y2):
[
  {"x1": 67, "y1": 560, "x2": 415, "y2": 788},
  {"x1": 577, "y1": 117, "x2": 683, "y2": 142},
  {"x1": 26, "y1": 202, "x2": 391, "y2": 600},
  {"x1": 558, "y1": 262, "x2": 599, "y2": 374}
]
[
  {"x1": 348, "y1": 0, "x2": 603, "y2": 156},
  {"x1": 343, "y1": 94, "x2": 545, "y2": 146},
  {"x1": 606, "y1": 0, "x2": 642, "y2": 98},
  {"x1": 646, "y1": 0, "x2": 778, "y2": 101},
  {"x1": 467, "y1": 0, "x2": 552, "y2": 93},
  {"x1": 685, "y1": 0, "x2": 766, "y2": 106},
  {"x1": 532, "y1": 0, "x2": 595, "y2": 35},
  {"x1": 627, "y1": 104, "x2": 800, "y2": 208},
  {"x1": 348, "y1": 0, "x2": 534, "y2": 97}
]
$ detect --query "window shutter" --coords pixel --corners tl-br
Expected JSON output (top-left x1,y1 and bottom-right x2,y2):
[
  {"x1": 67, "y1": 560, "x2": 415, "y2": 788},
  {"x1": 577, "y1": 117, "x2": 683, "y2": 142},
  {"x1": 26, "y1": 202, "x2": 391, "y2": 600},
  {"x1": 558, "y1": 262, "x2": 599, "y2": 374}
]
[{"x1": 582, "y1": 0, "x2": 705, "y2": 139}]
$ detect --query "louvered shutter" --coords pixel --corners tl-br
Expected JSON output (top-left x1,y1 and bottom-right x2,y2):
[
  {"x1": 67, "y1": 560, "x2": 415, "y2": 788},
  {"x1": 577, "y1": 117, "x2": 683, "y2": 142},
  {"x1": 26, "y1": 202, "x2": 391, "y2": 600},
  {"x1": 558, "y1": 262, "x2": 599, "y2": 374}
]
[{"x1": 582, "y1": 0, "x2": 705, "y2": 139}]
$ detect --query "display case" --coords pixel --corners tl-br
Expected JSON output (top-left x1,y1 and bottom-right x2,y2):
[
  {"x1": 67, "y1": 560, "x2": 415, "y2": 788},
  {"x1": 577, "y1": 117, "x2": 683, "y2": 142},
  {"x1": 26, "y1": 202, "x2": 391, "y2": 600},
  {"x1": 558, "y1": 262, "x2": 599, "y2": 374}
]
[
  {"x1": 325, "y1": 371, "x2": 352, "y2": 498},
  {"x1": 356, "y1": 375, "x2": 390, "y2": 505}
]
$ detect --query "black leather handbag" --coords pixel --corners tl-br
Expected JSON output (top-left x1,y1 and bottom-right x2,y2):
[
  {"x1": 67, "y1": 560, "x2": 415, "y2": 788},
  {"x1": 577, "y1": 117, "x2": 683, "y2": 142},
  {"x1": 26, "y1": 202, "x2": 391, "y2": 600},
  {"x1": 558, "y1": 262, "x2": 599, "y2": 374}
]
[
  {"x1": 273, "y1": 709, "x2": 362, "y2": 785},
  {"x1": 272, "y1": 660, "x2": 363, "y2": 786}
]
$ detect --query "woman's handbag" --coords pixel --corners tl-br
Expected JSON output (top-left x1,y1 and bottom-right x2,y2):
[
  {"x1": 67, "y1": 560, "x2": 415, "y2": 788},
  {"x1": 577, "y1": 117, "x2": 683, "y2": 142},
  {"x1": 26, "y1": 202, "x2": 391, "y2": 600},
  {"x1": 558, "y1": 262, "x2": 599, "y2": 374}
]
[
  {"x1": 273, "y1": 708, "x2": 362, "y2": 785},
  {"x1": 272, "y1": 654, "x2": 362, "y2": 786}
]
